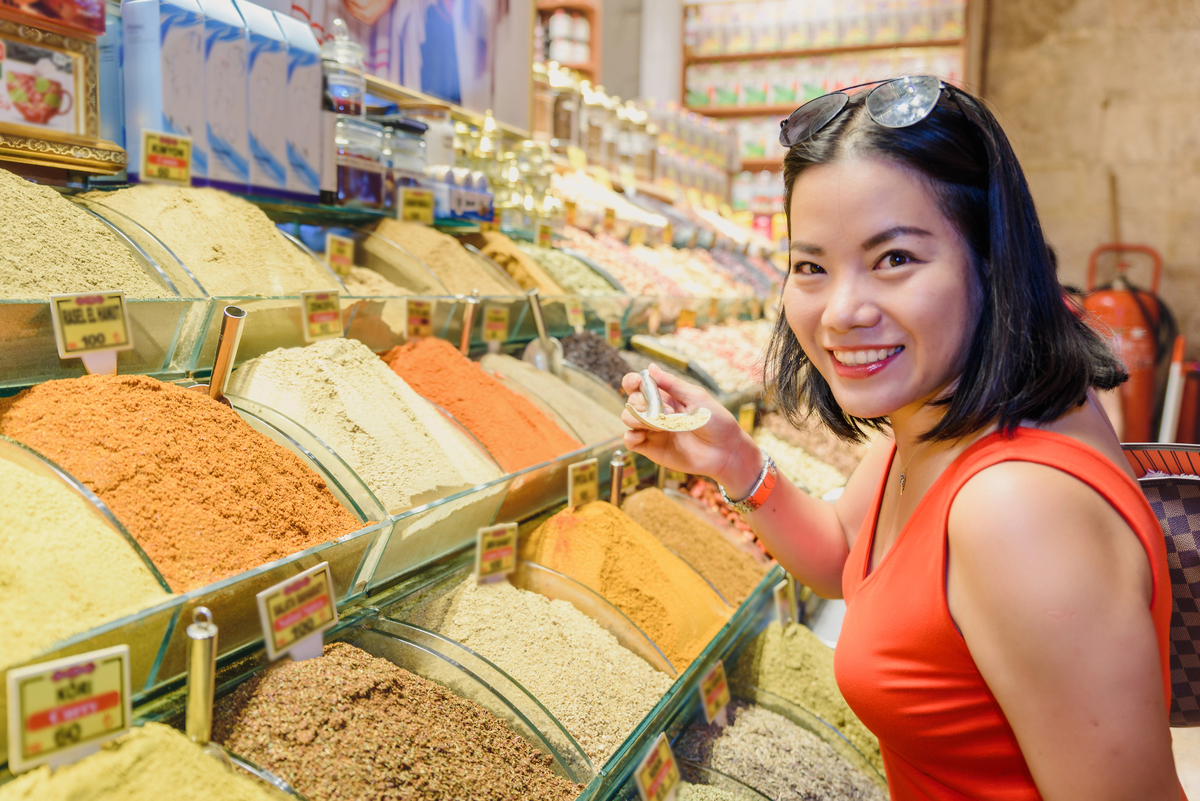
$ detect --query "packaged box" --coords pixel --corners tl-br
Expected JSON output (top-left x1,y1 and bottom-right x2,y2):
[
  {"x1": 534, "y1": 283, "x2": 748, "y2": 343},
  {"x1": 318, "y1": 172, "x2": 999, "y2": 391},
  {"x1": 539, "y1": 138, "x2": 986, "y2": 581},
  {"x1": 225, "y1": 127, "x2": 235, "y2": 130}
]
[
  {"x1": 97, "y1": 2, "x2": 124, "y2": 148},
  {"x1": 196, "y1": 0, "x2": 250, "y2": 191},
  {"x1": 274, "y1": 11, "x2": 321, "y2": 201},
  {"x1": 233, "y1": 0, "x2": 287, "y2": 196},
  {"x1": 122, "y1": 0, "x2": 206, "y2": 183}
]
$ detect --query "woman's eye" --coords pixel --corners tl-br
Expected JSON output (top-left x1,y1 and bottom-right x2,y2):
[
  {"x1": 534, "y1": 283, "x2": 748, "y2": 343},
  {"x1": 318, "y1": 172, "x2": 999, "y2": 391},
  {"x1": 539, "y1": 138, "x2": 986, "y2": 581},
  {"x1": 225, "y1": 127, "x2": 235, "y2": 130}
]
[
  {"x1": 877, "y1": 251, "x2": 913, "y2": 269},
  {"x1": 793, "y1": 262, "x2": 825, "y2": 275}
]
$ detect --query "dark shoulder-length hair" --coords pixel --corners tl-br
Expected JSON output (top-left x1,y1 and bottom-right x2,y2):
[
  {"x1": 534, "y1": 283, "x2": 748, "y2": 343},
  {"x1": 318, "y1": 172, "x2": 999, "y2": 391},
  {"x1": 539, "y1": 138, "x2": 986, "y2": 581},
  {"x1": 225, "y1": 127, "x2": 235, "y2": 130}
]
[{"x1": 764, "y1": 81, "x2": 1126, "y2": 443}]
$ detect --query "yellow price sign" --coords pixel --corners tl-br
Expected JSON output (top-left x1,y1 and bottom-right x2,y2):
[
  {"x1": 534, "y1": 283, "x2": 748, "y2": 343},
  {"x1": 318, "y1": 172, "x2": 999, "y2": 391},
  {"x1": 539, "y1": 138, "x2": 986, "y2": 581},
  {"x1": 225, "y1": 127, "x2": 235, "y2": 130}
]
[
  {"x1": 400, "y1": 187, "x2": 435, "y2": 224},
  {"x1": 666, "y1": 469, "x2": 688, "y2": 483},
  {"x1": 49, "y1": 291, "x2": 133, "y2": 360},
  {"x1": 407, "y1": 298, "x2": 434, "y2": 339},
  {"x1": 256, "y1": 562, "x2": 338, "y2": 661},
  {"x1": 662, "y1": 223, "x2": 673, "y2": 246},
  {"x1": 622, "y1": 452, "x2": 639, "y2": 494},
  {"x1": 619, "y1": 164, "x2": 638, "y2": 194},
  {"x1": 6, "y1": 645, "x2": 131, "y2": 774},
  {"x1": 606, "y1": 318, "x2": 622, "y2": 348},
  {"x1": 568, "y1": 458, "x2": 599, "y2": 508},
  {"x1": 634, "y1": 733, "x2": 681, "y2": 801},
  {"x1": 141, "y1": 130, "x2": 192, "y2": 185},
  {"x1": 708, "y1": 297, "x2": 719, "y2": 322},
  {"x1": 475, "y1": 523, "x2": 518, "y2": 582},
  {"x1": 629, "y1": 225, "x2": 647, "y2": 246},
  {"x1": 482, "y1": 305, "x2": 509, "y2": 342},
  {"x1": 593, "y1": 166, "x2": 613, "y2": 190},
  {"x1": 604, "y1": 207, "x2": 616, "y2": 232},
  {"x1": 738, "y1": 402, "x2": 756, "y2": 434},
  {"x1": 677, "y1": 309, "x2": 697, "y2": 329},
  {"x1": 565, "y1": 296, "x2": 585, "y2": 330},
  {"x1": 325, "y1": 233, "x2": 355, "y2": 277},
  {"x1": 567, "y1": 145, "x2": 588, "y2": 170},
  {"x1": 564, "y1": 200, "x2": 577, "y2": 227},
  {"x1": 537, "y1": 222, "x2": 554, "y2": 247},
  {"x1": 699, "y1": 658, "x2": 732, "y2": 724},
  {"x1": 301, "y1": 290, "x2": 342, "y2": 342}
]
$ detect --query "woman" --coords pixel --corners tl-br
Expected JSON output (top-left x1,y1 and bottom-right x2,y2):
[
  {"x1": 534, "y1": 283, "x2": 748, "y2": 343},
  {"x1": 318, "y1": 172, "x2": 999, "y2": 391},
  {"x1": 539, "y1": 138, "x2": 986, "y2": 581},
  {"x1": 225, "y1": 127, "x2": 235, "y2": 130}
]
[{"x1": 622, "y1": 76, "x2": 1182, "y2": 798}]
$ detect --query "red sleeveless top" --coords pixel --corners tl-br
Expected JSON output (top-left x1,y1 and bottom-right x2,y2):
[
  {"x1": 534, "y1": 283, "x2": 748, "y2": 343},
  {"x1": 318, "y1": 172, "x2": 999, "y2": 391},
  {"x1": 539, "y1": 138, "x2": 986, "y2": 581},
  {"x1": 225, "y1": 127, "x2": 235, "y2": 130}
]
[{"x1": 834, "y1": 428, "x2": 1174, "y2": 800}]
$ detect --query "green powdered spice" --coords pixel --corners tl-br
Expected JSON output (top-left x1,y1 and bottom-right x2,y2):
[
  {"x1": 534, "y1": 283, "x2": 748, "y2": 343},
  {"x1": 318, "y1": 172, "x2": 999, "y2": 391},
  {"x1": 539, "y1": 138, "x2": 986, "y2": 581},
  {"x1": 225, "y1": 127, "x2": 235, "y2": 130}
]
[{"x1": 730, "y1": 622, "x2": 882, "y2": 773}]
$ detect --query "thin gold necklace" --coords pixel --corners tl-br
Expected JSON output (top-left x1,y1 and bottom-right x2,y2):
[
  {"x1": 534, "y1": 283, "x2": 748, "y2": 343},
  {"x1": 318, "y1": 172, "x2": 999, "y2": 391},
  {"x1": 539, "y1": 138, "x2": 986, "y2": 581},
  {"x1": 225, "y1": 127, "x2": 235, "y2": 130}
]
[{"x1": 899, "y1": 439, "x2": 933, "y2": 496}]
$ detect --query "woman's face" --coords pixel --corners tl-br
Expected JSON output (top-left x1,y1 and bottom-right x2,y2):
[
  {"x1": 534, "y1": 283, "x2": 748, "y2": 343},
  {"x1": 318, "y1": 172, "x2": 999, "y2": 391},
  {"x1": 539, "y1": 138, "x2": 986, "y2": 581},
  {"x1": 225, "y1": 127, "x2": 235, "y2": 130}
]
[{"x1": 784, "y1": 155, "x2": 980, "y2": 422}]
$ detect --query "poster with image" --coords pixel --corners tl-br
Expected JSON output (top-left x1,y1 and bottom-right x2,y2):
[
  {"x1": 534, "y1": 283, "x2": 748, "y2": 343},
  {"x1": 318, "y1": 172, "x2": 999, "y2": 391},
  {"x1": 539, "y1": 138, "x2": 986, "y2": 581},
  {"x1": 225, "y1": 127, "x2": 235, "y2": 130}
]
[{"x1": 0, "y1": 36, "x2": 81, "y2": 135}]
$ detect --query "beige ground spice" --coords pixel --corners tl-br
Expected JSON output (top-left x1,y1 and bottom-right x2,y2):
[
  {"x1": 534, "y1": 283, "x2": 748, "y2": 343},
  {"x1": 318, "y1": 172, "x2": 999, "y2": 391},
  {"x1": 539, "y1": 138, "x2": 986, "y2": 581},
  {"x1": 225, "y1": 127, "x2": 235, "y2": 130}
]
[
  {"x1": 622, "y1": 488, "x2": 768, "y2": 606},
  {"x1": 339, "y1": 266, "x2": 411, "y2": 296},
  {"x1": 82, "y1": 185, "x2": 337, "y2": 296},
  {"x1": 373, "y1": 219, "x2": 517, "y2": 296},
  {"x1": 0, "y1": 374, "x2": 362, "y2": 591},
  {"x1": 213, "y1": 642, "x2": 582, "y2": 801},
  {"x1": 0, "y1": 723, "x2": 283, "y2": 801},
  {"x1": 0, "y1": 168, "x2": 164, "y2": 299},
  {"x1": 0, "y1": 457, "x2": 169, "y2": 669},
  {"x1": 227, "y1": 338, "x2": 500, "y2": 512},
  {"x1": 463, "y1": 231, "x2": 566, "y2": 294},
  {"x1": 520, "y1": 501, "x2": 730, "y2": 670}
]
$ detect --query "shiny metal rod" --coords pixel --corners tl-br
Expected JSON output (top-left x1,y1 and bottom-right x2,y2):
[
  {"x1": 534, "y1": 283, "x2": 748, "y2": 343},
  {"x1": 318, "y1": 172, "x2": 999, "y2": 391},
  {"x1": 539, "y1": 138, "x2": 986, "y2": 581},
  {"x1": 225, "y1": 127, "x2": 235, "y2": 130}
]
[
  {"x1": 610, "y1": 450, "x2": 624, "y2": 505},
  {"x1": 209, "y1": 306, "x2": 246, "y2": 403},
  {"x1": 639, "y1": 369, "x2": 663, "y2": 417},
  {"x1": 526, "y1": 288, "x2": 551, "y2": 351},
  {"x1": 460, "y1": 291, "x2": 479, "y2": 355},
  {"x1": 186, "y1": 607, "x2": 218, "y2": 744}
]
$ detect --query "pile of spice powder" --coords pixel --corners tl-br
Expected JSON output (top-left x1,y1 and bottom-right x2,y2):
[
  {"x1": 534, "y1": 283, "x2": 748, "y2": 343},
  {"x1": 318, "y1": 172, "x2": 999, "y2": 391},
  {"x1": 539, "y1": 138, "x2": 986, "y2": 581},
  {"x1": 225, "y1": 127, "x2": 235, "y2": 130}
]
[
  {"x1": 762, "y1": 412, "x2": 871, "y2": 478},
  {"x1": 755, "y1": 428, "x2": 847, "y2": 499},
  {"x1": 463, "y1": 231, "x2": 566, "y2": 295},
  {"x1": 677, "y1": 784, "x2": 750, "y2": 801},
  {"x1": 622, "y1": 488, "x2": 768, "y2": 606},
  {"x1": 339, "y1": 266, "x2": 411, "y2": 296},
  {"x1": 228, "y1": 338, "x2": 500, "y2": 512},
  {"x1": 383, "y1": 337, "x2": 581, "y2": 472},
  {"x1": 676, "y1": 702, "x2": 886, "y2": 801},
  {"x1": 213, "y1": 642, "x2": 582, "y2": 801},
  {"x1": 562, "y1": 330, "x2": 631, "y2": 391},
  {"x1": 373, "y1": 219, "x2": 517, "y2": 296},
  {"x1": 518, "y1": 244, "x2": 617, "y2": 295},
  {"x1": 520, "y1": 501, "x2": 730, "y2": 670},
  {"x1": 0, "y1": 167, "x2": 164, "y2": 299},
  {"x1": 0, "y1": 723, "x2": 283, "y2": 801},
  {"x1": 0, "y1": 374, "x2": 361, "y2": 591},
  {"x1": 480, "y1": 353, "x2": 626, "y2": 445},
  {"x1": 82, "y1": 185, "x2": 338, "y2": 296},
  {"x1": 426, "y1": 578, "x2": 673, "y2": 765},
  {"x1": 0, "y1": 457, "x2": 169, "y2": 669},
  {"x1": 730, "y1": 622, "x2": 882, "y2": 773}
]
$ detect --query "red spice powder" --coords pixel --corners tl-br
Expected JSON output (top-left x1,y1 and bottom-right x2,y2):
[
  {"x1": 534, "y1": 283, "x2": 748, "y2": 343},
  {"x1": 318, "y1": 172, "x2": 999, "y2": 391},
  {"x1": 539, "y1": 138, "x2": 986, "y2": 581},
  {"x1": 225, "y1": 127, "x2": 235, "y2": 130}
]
[
  {"x1": 382, "y1": 338, "x2": 581, "y2": 472},
  {"x1": 0, "y1": 374, "x2": 363, "y2": 591}
]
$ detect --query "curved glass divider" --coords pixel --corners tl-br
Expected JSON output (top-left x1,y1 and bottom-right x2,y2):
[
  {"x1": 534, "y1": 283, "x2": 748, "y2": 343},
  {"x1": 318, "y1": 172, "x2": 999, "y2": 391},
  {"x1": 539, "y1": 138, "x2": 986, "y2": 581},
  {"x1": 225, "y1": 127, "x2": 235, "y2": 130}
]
[
  {"x1": 227, "y1": 395, "x2": 386, "y2": 524},
  {"x1": 611, "y1": 758, "x2": 772, "y2": 801},
  {"x1": 663, "y1": 488, "x2": 775, "y2": 571},
  {"x1": 561, "y1": 363, "x2": 627, "y2": 417},
  {"x1": 578, "y1": 295, "x2": 634, "y2": 336},
  {"x1": 510, "y1": 562, "x2": 678, "y2": 678},
  {"x1": 369, "y1": 619, "x2": 595, "y2": 783},
  {"x1": 663, "y1": 547, "x2": 730, "y2": 608},
  {"x1": 734, "y1": 684, "x2": 887, "y2": 789},
  {"x1": 461, "y1": 243, "x2": 526, "y2": 296},
  {"x1": 220, "y1": 744, "x2": 307, "y2": 798},
  {"x1": 561, "y1": 248, "x2": 625, "y2": 293},
  {"x1": 620, "y1": 296, "x2": 664, "y2": 338},
  {"x1": 278, "y1": 229, "x2": 344, "y2": 290},
  {"x1": 356, "y1": 227, "x2": 451, "y2": 295},
  {"x1": 428, "y1": 400, "x2": 503, "y2": 472},
  {"x1": 362, "y1": 474, "x2": 513, "y2": 593},
  {"x1": 484, "y1": 365, "x2": 582, "y2": 441},
  {"x1": 336, "y1": 626, "x2": 587, "y2": 785},
  {"x1": 495, "y1": 437, "x2": 622, "y2": 523},
  {"x1": 149, "y1": 517, "x2": 393, "y2": 695}
]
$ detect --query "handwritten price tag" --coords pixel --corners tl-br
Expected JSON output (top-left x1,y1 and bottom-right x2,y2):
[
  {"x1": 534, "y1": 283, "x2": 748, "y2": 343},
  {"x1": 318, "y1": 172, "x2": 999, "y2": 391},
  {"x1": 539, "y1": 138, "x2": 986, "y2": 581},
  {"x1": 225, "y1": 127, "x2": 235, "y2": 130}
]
[
  {"x1": 568, "y1": 458, "x2": 599, "y2": 507},
  {"x1": 476, "y1": 523, "x2": 518, "y2": 582},
  {"x1": 677, "y1": 309, "x2": 697, "y2": 329},
  {"x1": 301, "y1": 290, "x2": 341, "y2": 342},
  {"x1": 50, "y1": 291, "x2": 133, "y2": 360},
  {"x1": 606, "y1": 318, "x2": 622, "y2": 348},
  {"x1": 407, "y1": 299, "x2": 434, "y2": 339},
  {"x1": 141, "y1": 130, "x2": 192, "y2": 185},
  {"x1": 326, "y1": 233, "x2": 354, "y2": 277},
  {"x1": 6, "y1": 645, "x2": 131, "y2": 774},
  {"x1": 629, "y1": 225, "x2": 646, "y2": 246},
  {"x1": 565, "y1": 296, "x2": 585, "y2": 330},
  {"x1": 604, "y1": 207, "x2": 616, "y2": 232},
  {"x1": 708, "y1": 298, "x2": 719, "y2": 322},
  {"x1": 537, "y1": 221, "x2": 553, "y2": 248},
  {"x1": 634, "y1": 733, "x2": 681, "y2": 801},
  {"x1": 482, "y1": 305, "x2": 509, "y2": 343},
  {"x1": 699, "y1": 659, "x2": 731, "y2": 724},
  {"x1": 666, "y1": 469, "x2": 688, "y2": 483},
  {"x1": 738, "y1": 402, "x2": 756, "y2": 434},
  {"x1": 400, "y1": 187, "x2": 435, "y2": 224},
  {"x1": 256, "y1": 562, "x2": 338, "y2": 661},
  {"x1": 622, "y1": 452, "x2": 639, "y2": 494},
  {"x1": 564, "y1": 200, "x2": 577, "y2": 227}
]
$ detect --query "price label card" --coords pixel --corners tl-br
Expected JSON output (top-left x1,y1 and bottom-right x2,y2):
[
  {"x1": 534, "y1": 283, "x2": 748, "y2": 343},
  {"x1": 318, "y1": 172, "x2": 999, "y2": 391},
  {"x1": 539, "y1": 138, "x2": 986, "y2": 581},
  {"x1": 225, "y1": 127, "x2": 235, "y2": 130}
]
[
  {"x1": 483, "y1": 305, "x2": 509, "y2": 342},
  {"x1": 565, "y1": 296, "x2": 585, "y2": 330},
  {"x1": 141, "y1": 130, "x2": 192, "y2": 185},
  {"x1": 634, "y1": 733, "x2": 681, "y2": 801},
  {"x1": 699, "y1": 658, "x2": 732, "y2": 725},
  {"x1": 475, "y1": 522, "x2": 518, "y2": 582},
  {"x1": 604, "y1": 207, "x2": 616, "y2": 232},
  {"x1": 400, "y1": 187, "x2": 435, "y2": 224},
  {"x1": 708, "y1": 297, "x2": 719, "y2": 322},
  {"x1": 666, "y1": 469, "x2": 688, "y2": 483},
  {"x1": 593, "y1": 167, "x2": 613, "y2": 191},
  {"x1": 564, "y1": 200, "x2": 578, "y2": 227},
  {"x1": 568, "y1": 458, "x2": 599, "y2": 507},
  {"x1": 606, "y1": 318, "x2": 622, "y2": 348},
  {"x1": 738, "y1": 402, "x2": 756, "y2": 434},
  {"x1": 325, "y1": 233, "x2": 354, "y2": 277},
  {"x1": 7, "y1": 645, "x2": 131, "y2": 774},
  {"x1": 49, "y1": 291, "x2": 133, "y2": 359},
  {"x1": 677, "y1": 309, "x2": 697, "y2": 329},
  {"x1": 256, "y1": 562, "x2": 338, "y2": 662},
  {"x1": 301, "y1": 290, "x2": 342, "y2": 342},
  {"x1": 407, "y1": 298, "x2": 434, "y2": 339},
  {"x1": 537, "y1": 221, "x2": 554, "y2": 247},
  {"x1": 622, "y1": 452, "x2": 639, "y2": 494},
  {"x1": 567, "y1": 145, "x2": 588, "y2": 170},
  {"x1": 662, "y1": 223, "x2": 673, "y2": 247},
  {"x1": 629, "y1": 225, "x2": 646, "y2": 247}
]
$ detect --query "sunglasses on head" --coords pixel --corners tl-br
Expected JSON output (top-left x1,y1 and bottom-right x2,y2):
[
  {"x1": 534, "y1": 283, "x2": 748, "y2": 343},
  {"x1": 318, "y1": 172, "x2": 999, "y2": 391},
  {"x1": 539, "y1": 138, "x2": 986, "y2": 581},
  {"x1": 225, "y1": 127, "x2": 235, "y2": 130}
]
[{"x1": 778, "y1": 74, "x2": 950, "y2": 148}]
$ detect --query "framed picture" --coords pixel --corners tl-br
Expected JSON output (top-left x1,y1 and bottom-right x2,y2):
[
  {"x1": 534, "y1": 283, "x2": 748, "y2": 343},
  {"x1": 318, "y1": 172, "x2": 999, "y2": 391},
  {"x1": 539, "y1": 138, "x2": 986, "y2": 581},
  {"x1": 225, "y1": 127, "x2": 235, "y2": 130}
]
[{"x1": 0, "y1": 0, "x2": 105, "y2": 39}]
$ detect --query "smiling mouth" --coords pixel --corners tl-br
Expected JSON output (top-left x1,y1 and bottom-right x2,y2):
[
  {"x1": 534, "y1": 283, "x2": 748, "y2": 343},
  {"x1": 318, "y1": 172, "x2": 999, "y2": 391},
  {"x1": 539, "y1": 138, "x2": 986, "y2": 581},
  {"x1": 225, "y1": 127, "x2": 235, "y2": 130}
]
[{"x1": 831, "y1": 346, "x2": 904, "y2": 366}]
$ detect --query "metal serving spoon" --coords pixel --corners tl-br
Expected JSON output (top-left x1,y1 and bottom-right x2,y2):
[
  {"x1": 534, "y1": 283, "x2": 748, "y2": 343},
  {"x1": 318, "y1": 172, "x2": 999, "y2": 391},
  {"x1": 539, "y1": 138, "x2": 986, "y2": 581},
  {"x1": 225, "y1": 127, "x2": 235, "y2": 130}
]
[{"x1": 624, "y1": 369, "x2": 711, "y2": 432}]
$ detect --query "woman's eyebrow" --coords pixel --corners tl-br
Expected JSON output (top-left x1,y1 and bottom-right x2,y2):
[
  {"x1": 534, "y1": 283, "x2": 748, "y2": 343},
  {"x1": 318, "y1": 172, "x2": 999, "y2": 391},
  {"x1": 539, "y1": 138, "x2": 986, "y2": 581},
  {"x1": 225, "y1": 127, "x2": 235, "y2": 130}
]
[
  {"x1": 791, "y1": 241, "x2": 824, "y2": 256},
  {"x1": 861, "y1": 225, "x2": 933, "y2": 251}
]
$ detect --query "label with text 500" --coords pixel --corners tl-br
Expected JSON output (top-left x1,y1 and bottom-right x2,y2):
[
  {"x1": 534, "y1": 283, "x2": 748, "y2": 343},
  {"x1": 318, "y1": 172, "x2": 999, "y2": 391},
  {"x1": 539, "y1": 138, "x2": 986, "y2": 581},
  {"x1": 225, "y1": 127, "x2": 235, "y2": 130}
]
[{"x1": 256, "y1": 562, "x2": 338, "y2": 661}]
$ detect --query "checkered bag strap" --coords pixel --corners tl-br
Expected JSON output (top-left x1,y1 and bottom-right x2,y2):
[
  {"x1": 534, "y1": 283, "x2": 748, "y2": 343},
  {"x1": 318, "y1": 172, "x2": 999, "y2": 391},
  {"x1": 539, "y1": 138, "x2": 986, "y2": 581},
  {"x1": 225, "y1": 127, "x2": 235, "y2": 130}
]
[{"x1": 1141, "y1": 477, "x2": 1200, "y2": 726}]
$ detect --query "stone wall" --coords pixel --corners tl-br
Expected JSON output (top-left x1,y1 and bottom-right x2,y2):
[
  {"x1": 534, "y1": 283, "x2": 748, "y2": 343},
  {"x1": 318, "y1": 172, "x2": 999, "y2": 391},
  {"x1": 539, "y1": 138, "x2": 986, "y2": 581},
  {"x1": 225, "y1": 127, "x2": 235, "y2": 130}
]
[{"x1": 984, "y1": 0, "x2": 1200, "y2": 356}]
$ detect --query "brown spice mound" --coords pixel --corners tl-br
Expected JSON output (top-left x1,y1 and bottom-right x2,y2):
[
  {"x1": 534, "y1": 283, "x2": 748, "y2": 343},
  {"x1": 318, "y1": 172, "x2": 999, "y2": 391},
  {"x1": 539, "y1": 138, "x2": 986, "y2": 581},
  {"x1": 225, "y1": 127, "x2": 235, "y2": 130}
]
[
  {"x1": 622, "y1": 488, "x2": 768, "y2": 606},
  {"x1": 0, "y1": 375, "x2": 361, "y2": 591},
  {"x1": 213, "y1": 642, "x2": 582, "y2": 801}
]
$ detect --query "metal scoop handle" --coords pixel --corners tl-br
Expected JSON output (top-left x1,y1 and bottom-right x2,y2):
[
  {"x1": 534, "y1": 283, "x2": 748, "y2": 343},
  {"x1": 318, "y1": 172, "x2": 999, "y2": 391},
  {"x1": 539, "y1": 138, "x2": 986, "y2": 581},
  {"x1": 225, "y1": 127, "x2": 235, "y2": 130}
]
[
  {"x1": 527, "y1": 288, "x2": 551, "y2": 351},
  {"x1": 639, "y1": 369, "x2": 663, "y2": 417}
]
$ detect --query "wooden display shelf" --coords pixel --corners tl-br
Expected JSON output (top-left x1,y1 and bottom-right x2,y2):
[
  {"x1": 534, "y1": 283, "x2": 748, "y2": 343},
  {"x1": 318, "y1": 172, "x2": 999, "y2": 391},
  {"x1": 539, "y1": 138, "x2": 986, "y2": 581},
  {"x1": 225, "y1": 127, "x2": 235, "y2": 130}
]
[
  {"x1": 536, "y1": 0, "x2": 595, "y2": 11},
  {"x1": 738, "y1": 157, "x2": 783, "y2": 172},
  {"x1": 684, "y1": 37, "x2": 963, "y2": 65},
  {"x1": 557, "y1": 60, "x2": 599, "y2": 79},
  {"x1": 686, "y1": 104, "x2": 794, "y2": 118}
]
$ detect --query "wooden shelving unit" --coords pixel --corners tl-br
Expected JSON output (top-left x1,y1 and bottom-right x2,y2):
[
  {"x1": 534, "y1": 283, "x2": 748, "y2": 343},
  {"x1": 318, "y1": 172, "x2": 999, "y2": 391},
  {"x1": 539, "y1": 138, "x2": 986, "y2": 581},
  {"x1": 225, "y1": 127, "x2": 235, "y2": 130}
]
[
  {"x1": 739, "y1": 157, "x2": 783, "y2": 172},
  {"x1": 687, "y1": 104, "x2": 794, "y2": 118},
  {"x1": 538, "y1": 0, "x2": 601, "y2": 82},
  {"x1": 684, "y1": 37, "x2": 964, "y2": 65}
]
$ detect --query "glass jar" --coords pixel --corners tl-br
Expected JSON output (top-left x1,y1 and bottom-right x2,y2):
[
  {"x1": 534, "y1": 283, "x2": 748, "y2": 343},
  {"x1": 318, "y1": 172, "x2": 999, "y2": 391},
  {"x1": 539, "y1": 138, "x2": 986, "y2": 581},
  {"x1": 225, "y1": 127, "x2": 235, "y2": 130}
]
[
  {"x1": 321, "y1": 18, "x2": 365, "y2": 117},
  {"x1": 533, "y1": 62, "x2": 553, "y2": 142},
  {"x1": 334, "y1": 116, "x2": 385, "y2": 208},
  {"x1": 401, "y1": 103, "x2": 454, "y2": 168},
  {"x1": 549, "y1": 65, "x2": 580, "y2": 154}
]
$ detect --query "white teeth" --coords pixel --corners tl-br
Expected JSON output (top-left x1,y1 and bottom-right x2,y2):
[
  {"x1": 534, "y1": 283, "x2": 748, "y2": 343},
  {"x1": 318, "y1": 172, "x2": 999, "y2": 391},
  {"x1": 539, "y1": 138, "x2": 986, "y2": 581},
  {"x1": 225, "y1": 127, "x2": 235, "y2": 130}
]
[{"x1": 833, "y1": 346, "x2": 900, "y2": 366}]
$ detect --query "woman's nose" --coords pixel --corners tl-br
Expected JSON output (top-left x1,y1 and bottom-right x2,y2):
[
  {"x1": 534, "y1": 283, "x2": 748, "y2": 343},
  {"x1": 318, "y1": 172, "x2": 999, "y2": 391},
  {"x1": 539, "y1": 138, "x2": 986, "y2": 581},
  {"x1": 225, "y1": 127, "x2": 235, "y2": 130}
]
[{"x1": 822, "y1": 272, "x2": 881, "y2": 332}]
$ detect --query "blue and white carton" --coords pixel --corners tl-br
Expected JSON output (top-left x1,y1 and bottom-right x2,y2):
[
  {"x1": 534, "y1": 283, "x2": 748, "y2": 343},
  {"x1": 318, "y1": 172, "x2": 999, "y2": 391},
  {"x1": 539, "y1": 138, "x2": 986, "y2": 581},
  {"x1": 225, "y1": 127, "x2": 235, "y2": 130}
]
[
  {"x1": 196, "y1": 0, "x2": 250, "y2": 191},
  {"x1": 275, "y1": 11, "x2": 321, "y2": 202},
  {"x1": 234, "y1": 0, "x2": 288, "y2": 196},
  {"x1": 121, "y1": 0, "x2": 206, "y2": 183}
]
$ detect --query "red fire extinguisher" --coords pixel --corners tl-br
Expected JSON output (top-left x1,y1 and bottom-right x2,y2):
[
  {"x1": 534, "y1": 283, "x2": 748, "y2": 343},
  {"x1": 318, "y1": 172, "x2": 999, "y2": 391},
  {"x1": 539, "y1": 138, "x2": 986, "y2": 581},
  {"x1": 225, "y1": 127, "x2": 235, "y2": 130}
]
[{"x1": 1084, "y1": 244, "x2": 1174, "y2": 442}]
